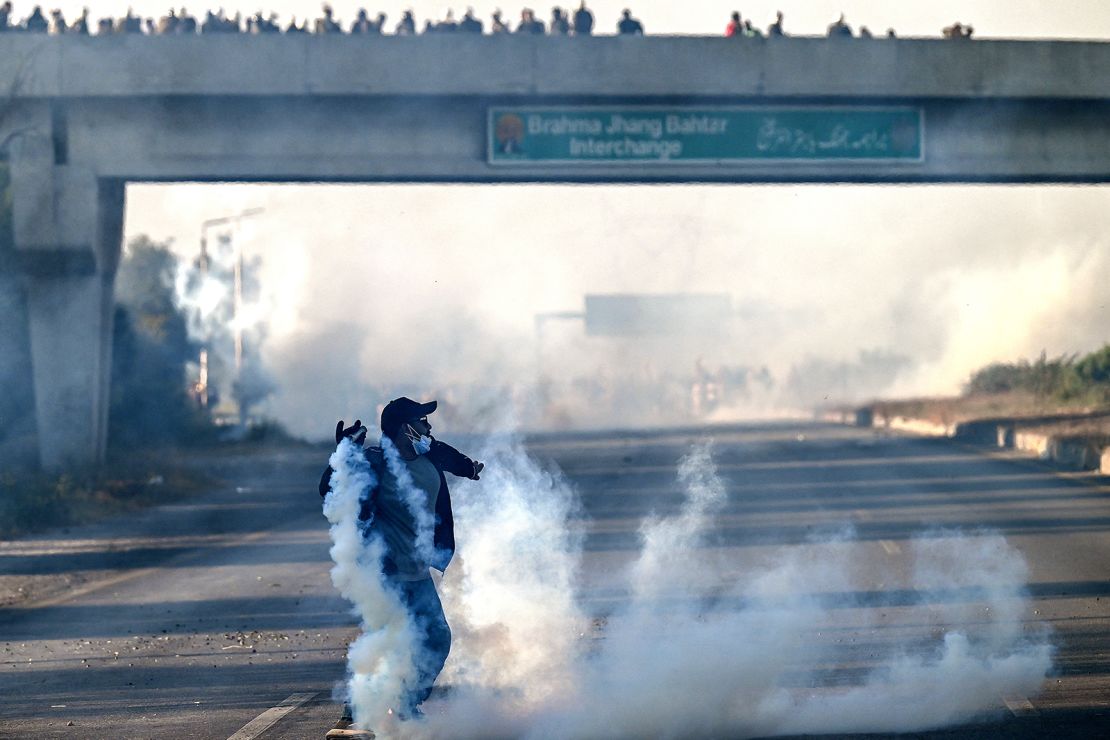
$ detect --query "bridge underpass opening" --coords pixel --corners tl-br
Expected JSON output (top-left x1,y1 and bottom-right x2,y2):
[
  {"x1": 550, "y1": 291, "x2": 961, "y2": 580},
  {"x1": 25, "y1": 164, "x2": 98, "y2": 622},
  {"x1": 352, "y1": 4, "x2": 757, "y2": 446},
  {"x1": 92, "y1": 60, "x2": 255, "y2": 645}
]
[{"x1": 110, "y1": 181, "x2": 1110, "y2": 445}]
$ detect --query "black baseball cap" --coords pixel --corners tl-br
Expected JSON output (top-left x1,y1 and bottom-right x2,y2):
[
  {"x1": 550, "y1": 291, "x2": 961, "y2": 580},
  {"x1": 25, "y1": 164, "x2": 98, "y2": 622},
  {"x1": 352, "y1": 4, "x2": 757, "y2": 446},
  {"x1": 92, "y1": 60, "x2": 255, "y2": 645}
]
[{"x1": 380, "y1": 397, "x2": 437, "y2": 437}]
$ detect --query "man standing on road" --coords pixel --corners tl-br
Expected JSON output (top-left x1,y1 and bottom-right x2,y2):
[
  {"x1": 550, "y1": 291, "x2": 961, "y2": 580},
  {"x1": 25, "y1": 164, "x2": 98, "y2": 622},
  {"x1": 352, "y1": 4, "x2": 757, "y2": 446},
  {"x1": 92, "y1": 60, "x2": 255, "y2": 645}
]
[{"x1": 320, "y1": 398, "x2": 484, "y2": 738}]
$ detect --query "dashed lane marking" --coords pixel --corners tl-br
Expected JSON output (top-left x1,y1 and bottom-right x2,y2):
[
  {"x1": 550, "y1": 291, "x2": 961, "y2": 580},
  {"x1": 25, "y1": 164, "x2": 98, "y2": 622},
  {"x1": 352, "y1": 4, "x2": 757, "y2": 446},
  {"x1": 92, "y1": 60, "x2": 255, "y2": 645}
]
[
  {"x1": 1003, "y1": 695, "x2": 1039, "y2": 717},
  {"x1": 879, "y1": 540, "x2": 901, "y2": 555},
  {"x1": 227, "y1": 692, "x2": 318, "y2": 740}
]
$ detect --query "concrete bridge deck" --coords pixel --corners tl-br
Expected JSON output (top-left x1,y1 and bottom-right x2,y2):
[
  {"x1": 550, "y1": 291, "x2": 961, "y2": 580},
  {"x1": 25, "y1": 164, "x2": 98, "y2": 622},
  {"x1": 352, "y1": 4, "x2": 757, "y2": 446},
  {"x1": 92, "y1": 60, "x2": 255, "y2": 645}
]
[{"x1": 3, "y1": 35, "x2": 1110, "y2": 100}]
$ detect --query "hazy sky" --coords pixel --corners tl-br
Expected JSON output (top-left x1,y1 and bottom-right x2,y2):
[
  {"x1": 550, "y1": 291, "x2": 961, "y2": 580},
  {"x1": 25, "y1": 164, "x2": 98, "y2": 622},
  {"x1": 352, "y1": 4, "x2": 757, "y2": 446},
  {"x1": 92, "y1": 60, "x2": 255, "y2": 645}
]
[
  {"x1": 97, "y1": 1, "x2": 1110, "y2": 435},
  {"x1": 123, "y1": 183, "x2": 1110, "y2": 436},
  {"x1": 24, "y1": 0, "x2": 1110, "y2": 39}
]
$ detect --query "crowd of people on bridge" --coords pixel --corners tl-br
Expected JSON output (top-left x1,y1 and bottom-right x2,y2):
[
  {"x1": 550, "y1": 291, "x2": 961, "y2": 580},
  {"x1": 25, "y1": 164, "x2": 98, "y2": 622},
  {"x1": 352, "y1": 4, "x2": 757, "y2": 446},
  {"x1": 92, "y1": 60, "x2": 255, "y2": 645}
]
[
  {"x1": 0, "y1": 2, "x2": 643, "y2": 36},
  {"x1": 0, "y1": 3, "x2": 975, "y2": 39},
  {"x1": 725, "y1": 11, "x2": 972, "y2": 40}
]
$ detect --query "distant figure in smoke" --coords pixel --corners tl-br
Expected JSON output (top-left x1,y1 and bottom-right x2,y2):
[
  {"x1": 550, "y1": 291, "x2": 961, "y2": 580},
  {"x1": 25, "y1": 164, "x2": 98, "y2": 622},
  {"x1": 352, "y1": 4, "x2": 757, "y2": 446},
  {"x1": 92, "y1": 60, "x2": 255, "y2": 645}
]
[{"x1": 319, "y1": 398, "x2": 484, "y2": 737}]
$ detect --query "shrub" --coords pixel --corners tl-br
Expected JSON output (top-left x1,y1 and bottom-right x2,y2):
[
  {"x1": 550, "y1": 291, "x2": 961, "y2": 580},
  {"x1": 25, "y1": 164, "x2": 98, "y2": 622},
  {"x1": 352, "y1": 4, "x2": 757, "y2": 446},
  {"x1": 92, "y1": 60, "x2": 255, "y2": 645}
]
[{"x1": 965, "y1": 346, "x2": 1110, "y2": 403}]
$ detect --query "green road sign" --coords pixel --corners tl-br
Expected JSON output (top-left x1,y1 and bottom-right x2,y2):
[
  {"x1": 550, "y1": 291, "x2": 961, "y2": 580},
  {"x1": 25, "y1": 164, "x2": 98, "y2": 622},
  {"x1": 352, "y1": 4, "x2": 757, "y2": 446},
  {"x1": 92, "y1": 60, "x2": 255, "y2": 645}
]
[{"x1": 488, "y1": 106, "x2": 923, "y2": 165}]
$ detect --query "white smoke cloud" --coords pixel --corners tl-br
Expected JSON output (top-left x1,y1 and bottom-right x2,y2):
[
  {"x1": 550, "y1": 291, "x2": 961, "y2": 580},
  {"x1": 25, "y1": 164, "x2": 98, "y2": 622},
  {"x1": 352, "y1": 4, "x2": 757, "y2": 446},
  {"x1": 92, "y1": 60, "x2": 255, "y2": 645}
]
[
  {"x1": 325, "y1": 433, "x2": 1053, "y2": 739},
  {"x1": 324, "y1": 438, "x2": 419, "y2": 732},
  {"x1": 436, "y1": 429, "x2": 585, "y2": 703},
  {"x1": 127, "y1": 183, "x2": 1110, "y2": 437}
]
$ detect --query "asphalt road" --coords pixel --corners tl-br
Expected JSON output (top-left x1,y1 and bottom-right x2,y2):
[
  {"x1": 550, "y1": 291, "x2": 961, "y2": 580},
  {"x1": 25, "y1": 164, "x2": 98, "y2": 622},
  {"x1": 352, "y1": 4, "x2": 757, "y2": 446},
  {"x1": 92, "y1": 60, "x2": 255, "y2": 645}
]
[{"x1": 1, "y1": 423, "x2": 1108, "y2": 739}]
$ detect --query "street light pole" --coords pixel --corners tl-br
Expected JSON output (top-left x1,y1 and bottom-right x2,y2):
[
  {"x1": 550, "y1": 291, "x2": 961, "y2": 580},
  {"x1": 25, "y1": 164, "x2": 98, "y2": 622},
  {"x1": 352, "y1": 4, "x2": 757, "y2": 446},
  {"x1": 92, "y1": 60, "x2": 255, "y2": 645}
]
[
  {"x1": 230, "y1": 208, "x2": 264, "y2": 375},
  {"x1": 196, "y1": 208, "x2": 265, "y2": 416}
]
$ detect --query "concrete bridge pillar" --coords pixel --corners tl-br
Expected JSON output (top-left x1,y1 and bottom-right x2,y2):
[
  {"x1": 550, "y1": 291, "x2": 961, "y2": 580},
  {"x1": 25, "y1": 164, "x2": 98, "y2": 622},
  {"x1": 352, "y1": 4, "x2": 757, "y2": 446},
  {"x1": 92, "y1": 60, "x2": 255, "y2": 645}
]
[{"x1": 8, "y1": 111, "x2": 124, "y2": 470}]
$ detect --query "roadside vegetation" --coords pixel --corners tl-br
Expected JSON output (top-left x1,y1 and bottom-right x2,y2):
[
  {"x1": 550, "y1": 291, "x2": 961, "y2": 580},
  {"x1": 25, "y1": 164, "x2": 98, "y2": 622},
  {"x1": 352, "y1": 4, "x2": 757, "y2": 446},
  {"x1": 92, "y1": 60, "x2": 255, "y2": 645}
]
[
  {"x1": 0, "y1": 229, "x2": 297, "y2": 538},
  {"x1": 865, "y1": 346, "x2": 1110, "y2": 427},
  {"x1": 965, "y1": 347, "x2": 1110, "y2": 405}
]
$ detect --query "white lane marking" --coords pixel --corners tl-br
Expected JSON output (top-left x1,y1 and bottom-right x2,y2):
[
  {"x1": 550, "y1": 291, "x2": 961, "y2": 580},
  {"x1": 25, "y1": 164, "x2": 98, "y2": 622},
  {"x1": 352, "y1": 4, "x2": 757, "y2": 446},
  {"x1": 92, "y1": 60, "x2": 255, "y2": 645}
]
[
  {"x1": 227, "y1": 692, "x2": 318, "y2": 740},
  {"x1": 1003, "y1": 695, "x2": 1038, "y2": 717},
  {"x1": 879, "y1": 540, "x2": 901, "y2": 555}
]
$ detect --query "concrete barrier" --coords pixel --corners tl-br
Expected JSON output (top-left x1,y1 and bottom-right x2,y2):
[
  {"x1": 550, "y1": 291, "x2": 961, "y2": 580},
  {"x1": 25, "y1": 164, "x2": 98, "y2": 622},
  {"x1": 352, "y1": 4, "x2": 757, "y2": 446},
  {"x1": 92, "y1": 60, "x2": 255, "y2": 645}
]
[
  {"x1": 819, "y1": 407, "x2": 1110, "y2": 471},
  {"x1": 1008, "y1": 431, "x2": 1106, "y2": 470},
  {"x1": 817, "y1": 410, "x2": 852, "y2": 424},
  {"x1": 951, "y1": 419, "x2": 1005, "y2": 445},
  {"x1": 885, "y1": 416, "x2": 955, "y2": 437},
  {"x1": 817, "y1": 408, "x2": 875, "y2": 427},
  {"x1": 1049, "y1": 437, "x2": 1102, "y2": 470},
  {"x1": 1014, "y1": 431, "x2": 1051, "y2": 459}
]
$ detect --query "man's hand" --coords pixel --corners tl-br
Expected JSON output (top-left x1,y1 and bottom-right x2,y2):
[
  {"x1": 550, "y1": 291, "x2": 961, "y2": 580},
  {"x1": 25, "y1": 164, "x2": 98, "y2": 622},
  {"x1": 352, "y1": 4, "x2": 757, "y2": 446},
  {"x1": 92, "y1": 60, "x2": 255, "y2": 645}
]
[
  {"x1": 471, "y1": 461, "x2": 484, "y2": 480},
  {"x1": 335, "y1": 419, "x2": 367, "y2": 446}
]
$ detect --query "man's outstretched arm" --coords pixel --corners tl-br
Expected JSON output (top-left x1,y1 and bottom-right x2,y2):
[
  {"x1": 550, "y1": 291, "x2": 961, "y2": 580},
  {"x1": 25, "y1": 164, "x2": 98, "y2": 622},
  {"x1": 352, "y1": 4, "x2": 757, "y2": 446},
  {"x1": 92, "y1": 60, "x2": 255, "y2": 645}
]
[{"x1": 428, "y1": 440, "x2": 484, "y2": 480}]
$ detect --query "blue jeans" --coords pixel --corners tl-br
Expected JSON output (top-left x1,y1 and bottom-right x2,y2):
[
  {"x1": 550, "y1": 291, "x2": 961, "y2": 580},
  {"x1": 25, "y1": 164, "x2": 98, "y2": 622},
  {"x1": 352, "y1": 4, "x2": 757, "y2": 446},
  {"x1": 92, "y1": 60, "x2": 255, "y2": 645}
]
[
  {"x1": 340, "y1": 576, "x2": 451, "y2": 723},
  {"x1": 394, "y1": 576, "x2": 452, "y2": 715}
]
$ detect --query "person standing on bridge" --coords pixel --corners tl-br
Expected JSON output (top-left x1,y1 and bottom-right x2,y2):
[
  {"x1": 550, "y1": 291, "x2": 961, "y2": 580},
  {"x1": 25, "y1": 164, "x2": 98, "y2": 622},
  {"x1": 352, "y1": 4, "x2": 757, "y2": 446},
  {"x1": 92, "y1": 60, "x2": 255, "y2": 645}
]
[
  {"x1": 395, "y1": 8, "x2": 416, "y2": 35},
  {"x1": 617, "y1": 8, "x2": 643, "y2": 35},
  {"x1": 725, "y1": 11, "x2": 742, "y2": 37},
  {"x1": 767, "y1": 11, "x2": 785, "y2": 37},
  {"x1": 459, "y1": 7, "x2": 483, "y2": 33},
  {"x1": 573, "y1": 0, "x2": 593, "y2": 35},
  {"x1": 320, "y1": 398, "x2": 484, "y2": 738}
]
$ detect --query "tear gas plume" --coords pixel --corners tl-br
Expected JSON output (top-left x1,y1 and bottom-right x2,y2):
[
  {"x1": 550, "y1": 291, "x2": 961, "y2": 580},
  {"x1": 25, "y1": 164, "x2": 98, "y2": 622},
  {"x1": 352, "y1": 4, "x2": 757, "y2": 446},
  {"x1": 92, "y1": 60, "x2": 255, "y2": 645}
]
[
  {"x1": 325, "y1": 433, "x2": 1053, "y2": 739},
  {"x1": 324, "y1": 438, "x2": 418, "y2": 729},
  {"x1": 126, "y1": 183, "x2": 1110, "y2": 439}
]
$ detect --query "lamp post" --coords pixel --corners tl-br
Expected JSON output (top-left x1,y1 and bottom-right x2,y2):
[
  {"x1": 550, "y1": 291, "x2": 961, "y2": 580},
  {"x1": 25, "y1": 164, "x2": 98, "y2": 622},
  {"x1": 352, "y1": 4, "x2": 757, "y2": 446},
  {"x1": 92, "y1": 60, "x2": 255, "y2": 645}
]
[{"x1": 195, "y1": 208, "x2": 265, "y2": 414}]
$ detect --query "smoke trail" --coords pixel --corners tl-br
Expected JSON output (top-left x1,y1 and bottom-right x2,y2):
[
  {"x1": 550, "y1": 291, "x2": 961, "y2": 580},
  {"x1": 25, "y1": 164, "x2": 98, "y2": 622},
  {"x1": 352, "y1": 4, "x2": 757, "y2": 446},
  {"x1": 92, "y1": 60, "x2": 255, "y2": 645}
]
[
  {"x1": 323, "y1": 439, "x2": 417, "y2": 732},
  {"x1": 780, "y1": 533, "x2": 1055, "y2": 734},
  {"x1": 419, "y1": 431, "x2": 587, "y2": 737},
  {"x1": 528, "y1": 444, "x2": 803, "y2": 739},
  {"x1": 380, "y1": 435, "x2": 440, "y2": 568},
  {"x1": 330, "y1": 432, "x2": 1052, "y2": 738}
]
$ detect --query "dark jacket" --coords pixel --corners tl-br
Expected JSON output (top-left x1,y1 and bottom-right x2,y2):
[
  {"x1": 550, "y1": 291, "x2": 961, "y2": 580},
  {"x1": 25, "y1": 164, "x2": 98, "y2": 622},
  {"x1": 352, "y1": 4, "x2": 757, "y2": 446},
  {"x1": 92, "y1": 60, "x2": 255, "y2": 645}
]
[{"x1": 319, "y1": 439, "x2": 478, "y2": 572}]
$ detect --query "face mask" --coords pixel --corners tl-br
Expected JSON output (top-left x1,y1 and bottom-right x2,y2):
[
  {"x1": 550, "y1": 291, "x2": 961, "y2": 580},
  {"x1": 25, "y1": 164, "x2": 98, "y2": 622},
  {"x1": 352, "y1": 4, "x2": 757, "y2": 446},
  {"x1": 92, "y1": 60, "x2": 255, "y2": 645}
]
[{"x1": 406, "y1": 425, "x2": 433, "y2": 455}]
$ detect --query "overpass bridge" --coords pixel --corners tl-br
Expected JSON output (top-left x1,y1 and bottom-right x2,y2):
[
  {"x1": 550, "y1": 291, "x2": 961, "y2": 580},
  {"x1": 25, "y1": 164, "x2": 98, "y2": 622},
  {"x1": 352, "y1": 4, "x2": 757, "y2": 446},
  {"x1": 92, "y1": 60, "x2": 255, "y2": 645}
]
[{"x1": 1, "y1": 35, "x2": 1109, "y2": 468}]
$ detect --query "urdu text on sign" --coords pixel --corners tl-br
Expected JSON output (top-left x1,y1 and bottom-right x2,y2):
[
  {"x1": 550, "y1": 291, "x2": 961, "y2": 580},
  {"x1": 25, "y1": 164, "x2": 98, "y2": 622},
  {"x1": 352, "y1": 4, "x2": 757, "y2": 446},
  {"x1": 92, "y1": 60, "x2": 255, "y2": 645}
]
[{"x1": 488, "y1": 107, "x2": 924, "y2": 165}]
